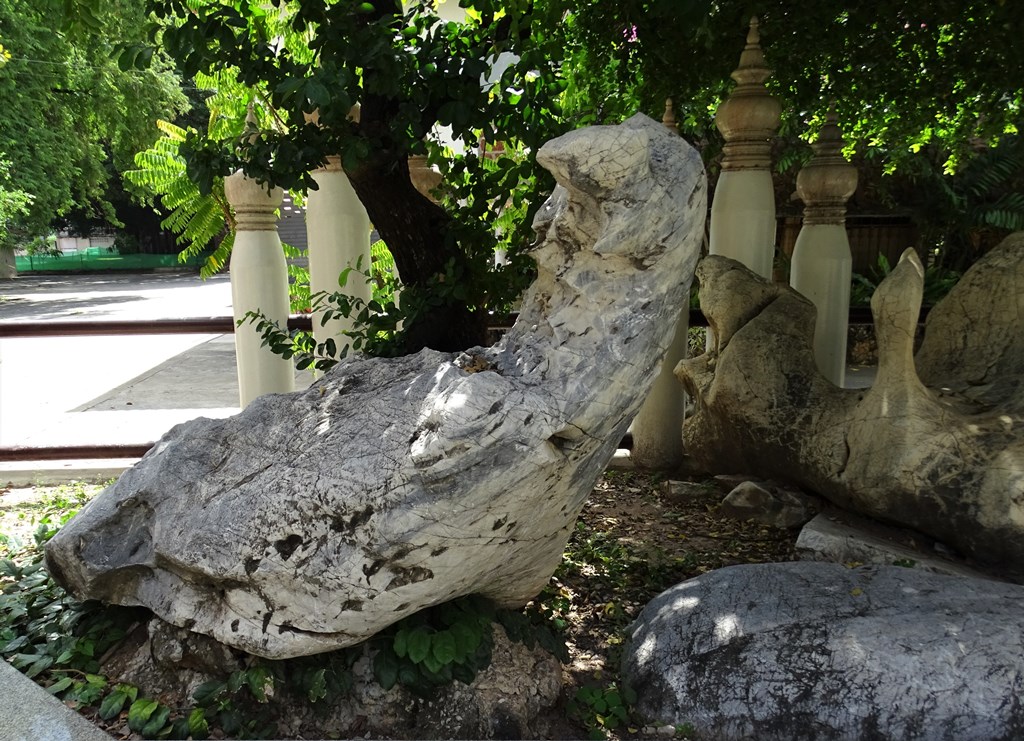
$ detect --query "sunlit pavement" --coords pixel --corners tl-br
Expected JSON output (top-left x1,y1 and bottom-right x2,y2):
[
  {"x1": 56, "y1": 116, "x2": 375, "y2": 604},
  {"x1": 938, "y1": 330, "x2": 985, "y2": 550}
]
[{"x1": 0, "y1": 272, "x2": 312, "y2": 481}]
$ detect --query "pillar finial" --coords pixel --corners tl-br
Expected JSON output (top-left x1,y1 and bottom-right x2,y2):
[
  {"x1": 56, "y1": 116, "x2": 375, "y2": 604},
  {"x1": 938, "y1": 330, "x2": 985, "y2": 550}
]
[
  {"x1": 795, "y1": 102, "x2": 858, "y2": 226},
  {"x1": 244, "y1": 102, "x2": 259, "y2": 144},
  {"x1": 715, "y1": 15, "x2": 781, "y2": 170},
  {"x1": 662, "y1": 98, "x2": 679, "y2": 135}
]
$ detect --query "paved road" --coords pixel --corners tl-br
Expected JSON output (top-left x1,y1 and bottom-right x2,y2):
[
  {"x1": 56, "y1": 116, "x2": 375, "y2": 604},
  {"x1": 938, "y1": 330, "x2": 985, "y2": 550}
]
[{"x1": 0, "y1": 272, "x2": 311, "y2": 460}]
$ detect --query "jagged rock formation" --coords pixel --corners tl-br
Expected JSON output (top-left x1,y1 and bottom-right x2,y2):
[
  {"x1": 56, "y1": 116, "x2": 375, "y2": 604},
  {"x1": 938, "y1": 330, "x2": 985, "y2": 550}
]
[
  {"x1": 45, "y1": 114, "x2": 707, "y2": 659},
  {"x1": 677, "y1": 238, "x2": 1024, "y2": 572},
  {"x1": 623, "y1": 562, "x2": 1024, "y2": 740}
]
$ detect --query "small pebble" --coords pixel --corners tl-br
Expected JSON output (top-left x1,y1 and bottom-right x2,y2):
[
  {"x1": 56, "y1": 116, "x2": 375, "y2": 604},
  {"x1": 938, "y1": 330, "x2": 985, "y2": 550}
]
[{"x1": 657, "y1": 724, "x2": 677, "y2": 737}]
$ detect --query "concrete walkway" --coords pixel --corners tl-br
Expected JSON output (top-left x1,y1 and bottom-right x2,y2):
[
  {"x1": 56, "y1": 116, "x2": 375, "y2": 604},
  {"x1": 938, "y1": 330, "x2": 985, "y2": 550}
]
[{"x1": 0, "y1": 272, "x2": 312, "y2": 484}]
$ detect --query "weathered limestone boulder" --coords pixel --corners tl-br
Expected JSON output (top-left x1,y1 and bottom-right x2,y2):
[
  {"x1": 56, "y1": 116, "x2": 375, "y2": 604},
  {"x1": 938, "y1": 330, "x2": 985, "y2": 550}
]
[
  {"x1": 718, "y1": 480, "x2": 818, "y2": 529},
  {"x1": 796, "y1": 512, "x2": 997, "y2": 580},
  {"x1": 677, "y1": 240, "x2": 1024, "y2": 573},
  {"x1": 916, "y1": 231, "x2": 1024, "y2": 388},
  {"x1": 623, "y1": 562, "x2": 1024, "y2": 740},
  {"x1": 45, "y1": 114, "x2": 707, "y2": 658}
]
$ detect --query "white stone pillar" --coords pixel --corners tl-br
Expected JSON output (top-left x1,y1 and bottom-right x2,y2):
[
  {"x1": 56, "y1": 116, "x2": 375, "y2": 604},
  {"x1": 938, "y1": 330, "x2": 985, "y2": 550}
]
[
  {"x1": 630, "y1": 100, "x2": 690, "y2": 470},
  {"x1": 306, "y1": 155, "x2": 372, "y2": 349},
  {"x1": 225, "y1": 169, "x2": 295, "y2": 407},
  {"x1": 790, "y1": 107, "x2": 858, "y2": 386},
  {"x1": 709, "y1": 17, "x2": 782, "y2": 279}
]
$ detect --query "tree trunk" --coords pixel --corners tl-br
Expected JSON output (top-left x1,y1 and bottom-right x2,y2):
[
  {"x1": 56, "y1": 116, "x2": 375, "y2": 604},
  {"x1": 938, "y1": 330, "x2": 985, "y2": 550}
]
[
  {"x1": 346, "y1": 154, "x2": 487, "y2": 353},
  {"x1": 0, "y1": 247, "x2": 16, "y2": 278}
]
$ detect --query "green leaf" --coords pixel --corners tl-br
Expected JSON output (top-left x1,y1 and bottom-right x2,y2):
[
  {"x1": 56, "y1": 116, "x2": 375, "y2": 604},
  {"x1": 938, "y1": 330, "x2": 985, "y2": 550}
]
[
  {"x1": 307, "y1": 667, "x2": 327, "y2": 703},
  {"x1": 421, "y1": 651, "x2": 444, "y2": 675},
  {"x1": 47, "y1": 677, "x2": 74, "y2": 695},
  {"x1": 450, "y1": 621, "x2": 481, "y2": 658},
  {"x1": 227, "y1": 670, "x2": 245, "y2": 694},
  {"x1": 1, "y1": 635, "x2": 29, "y2": 653},
  {"x1": 192, "y1": 679, "x2": 225, "y2": 705},
  {"x1": 373, "y1": 649, "x2": 399, "y2": 690},
  {"x1": 99, "y1": 690, "x2": 129, "y2": 720},
  {"x1": 128, "y1": 698, "x2": 159, "y2": 732},
  {"x1": 141, "y1": 704, "x2": 171, "y2": 737},
  {"x1": 24, "y1": 654, "x2": 53, "y2": 678},
  {"x1": 187, "y1": 707, "x2": 210, "y2": 740},
  {"x1": 406, "y1": 626, "x2": 432, "y2": 664},
  {"x1": 246, "y1": 666, "x2": 272, "y2": 702},
  {"x1": 431, "y1": 631, "x2": 457, "y2": 665},
  {"x1": 393, "y1": 628, "x2": 409, "y2": 658}
]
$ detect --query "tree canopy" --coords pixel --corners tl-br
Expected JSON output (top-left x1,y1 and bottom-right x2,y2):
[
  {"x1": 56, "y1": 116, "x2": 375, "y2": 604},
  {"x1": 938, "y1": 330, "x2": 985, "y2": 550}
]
[
  {"x1": 0, "y1": 0, "x2": 188, "y2": 250},
  {"x1": 143, "y1": 0, "x2": 567, "y2": 351},
  {"x1": 560, "y1": 1, "x2": 1022, "y2": 170}
]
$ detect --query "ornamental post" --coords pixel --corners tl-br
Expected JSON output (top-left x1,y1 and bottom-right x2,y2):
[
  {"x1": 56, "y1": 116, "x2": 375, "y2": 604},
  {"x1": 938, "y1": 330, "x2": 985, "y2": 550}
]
[
  {"x1": 630, "y1": 99, "x2": 691, "y2": 470},
  {"x1": 789, "y1": 105, "x2": 858, "y2": 386},
  {"x1": 226, "y1": 109, "x2": 295, "y2": 407},
  {"x1": 306, "y1": 155, "x2": 372, "y2": 351},
  {"x1": 709, "y1": 17, "x2": 782, "y2": 279}
]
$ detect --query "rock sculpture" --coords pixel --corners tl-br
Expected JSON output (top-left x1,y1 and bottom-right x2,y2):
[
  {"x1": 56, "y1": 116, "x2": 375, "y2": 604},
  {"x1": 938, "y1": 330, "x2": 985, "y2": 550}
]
[
  {"x1": 623, "y1": 562, "x2": 1024, "y2": 739},
  {"x1": 45, "y1": 114, "x2": 707, "y2": 659},
  {"x1": 677, "y1": 238, "x2": 1024, "y2": 573}
]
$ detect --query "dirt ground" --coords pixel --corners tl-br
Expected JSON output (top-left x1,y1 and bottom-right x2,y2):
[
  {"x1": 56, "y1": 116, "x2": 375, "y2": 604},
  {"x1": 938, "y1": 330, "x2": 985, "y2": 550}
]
[{"x1": 547, "y1": 467, "x2": 798, "y2": 737}]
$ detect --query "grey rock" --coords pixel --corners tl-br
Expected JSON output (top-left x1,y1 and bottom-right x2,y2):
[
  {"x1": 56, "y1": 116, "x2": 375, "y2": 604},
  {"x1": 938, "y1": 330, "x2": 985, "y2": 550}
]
[
  {"x1": 0, "y1": 657, "x2": 114, "y2": 741},
  {"x1": 796, "y1": 513, "x2": 995, "y2": 581},
  {"x1": 711, "y1": 473, "x2": 755, "y2": 493},
  {"x1": 677, "y1": 244, "x2": 1024, "y2": 573},
  {"x1": 623, "y1": 562, "x2": 1024, "y2": 740},
  {"x1": 45, "y1": 114, "x2": 707, "y2": 659},
  {"x1": 660, "y1": 479, "x2": 712, "y2": 505},
  {"x1": 718, "y1": 480, "x2": 817, "y2": 529}
]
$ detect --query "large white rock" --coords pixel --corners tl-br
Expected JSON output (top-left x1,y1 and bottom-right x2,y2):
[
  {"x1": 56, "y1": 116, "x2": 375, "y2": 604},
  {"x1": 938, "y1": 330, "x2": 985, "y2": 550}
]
[
  {"x1": 677, "y1": 241, "x2": 1024, "y2": 573},
  {"x1": 45, "y1": 115, "x2": 707, "y2": 659},
  {"x1": 623, "y1": 562, "x2": 1024, "y2": 740}
]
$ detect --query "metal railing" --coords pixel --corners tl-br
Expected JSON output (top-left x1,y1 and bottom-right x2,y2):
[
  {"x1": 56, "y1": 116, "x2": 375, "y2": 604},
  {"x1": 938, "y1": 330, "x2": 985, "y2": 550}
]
[{"x1": 0, "y1": 306, "x2": 921, "y2": 463}]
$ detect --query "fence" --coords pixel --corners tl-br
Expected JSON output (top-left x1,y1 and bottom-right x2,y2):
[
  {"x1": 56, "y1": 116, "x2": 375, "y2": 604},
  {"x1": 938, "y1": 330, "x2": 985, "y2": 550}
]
[{"x1": 14, "y1": 248, "x2": 209, "y2": 273}]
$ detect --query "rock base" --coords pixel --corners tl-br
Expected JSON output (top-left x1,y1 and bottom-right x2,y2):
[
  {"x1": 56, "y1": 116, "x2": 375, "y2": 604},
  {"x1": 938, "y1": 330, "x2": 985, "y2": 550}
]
[{"x1": 624, "y1": 562, "x2": 1024, "y2": 740}]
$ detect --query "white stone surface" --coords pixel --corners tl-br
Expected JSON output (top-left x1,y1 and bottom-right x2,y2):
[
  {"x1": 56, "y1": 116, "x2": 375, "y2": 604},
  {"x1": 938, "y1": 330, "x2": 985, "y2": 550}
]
[
  {"x1": 45, "y1": 115, "x2": 707, "y2": 658},
  {"x1": 225, "y1": 170, "x2": 295, "y2": 407},
  {"x1": 306, "y1": 158, "x2": 372, "y2": 350},
  {"x1": 623, "y1": 562, "x2": 1024, "y2": 740}
]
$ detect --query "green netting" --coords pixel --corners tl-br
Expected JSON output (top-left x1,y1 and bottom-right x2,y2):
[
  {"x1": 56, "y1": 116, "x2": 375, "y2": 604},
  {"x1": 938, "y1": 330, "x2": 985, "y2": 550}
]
[{"x1": 14, "y1": 248, "x2": 208, "y2": 273}]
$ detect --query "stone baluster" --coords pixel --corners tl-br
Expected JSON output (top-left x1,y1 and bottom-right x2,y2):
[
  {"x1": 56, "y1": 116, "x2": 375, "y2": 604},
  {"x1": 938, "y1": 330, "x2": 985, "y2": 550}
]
[
  {"x1": 789, "y1": 105, "x2": 858, "y2": 386},
  {"x1": 226, "y1": 111, "x2": 294, "y2": 406},
  {"x1": 630, "y1": 99, "x2": 690, "y2": 470},
  {"x1": 709, "y1": 16, "x2": 782, "y2": 279},
  {"x1": 306, "y1": 155, "x2": 372, "y2": 351}
]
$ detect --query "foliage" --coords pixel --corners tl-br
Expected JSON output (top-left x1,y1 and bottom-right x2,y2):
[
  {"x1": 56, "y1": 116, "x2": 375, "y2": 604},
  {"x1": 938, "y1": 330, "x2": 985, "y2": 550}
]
[
  {"x1": 244, "y1": 254, "x2": 407, "y2": 369},
  {"x1": 0, "y1": 0, "x2": 188, "y2": 249},
  {"x1": 0, "y1": 155, "x2": 31, "y2": 248},
  {"x1": 875, "y1": 133, "x2": 1024, "y2": 271},
  {"x1": 558, "y1": 1, "x2": 1024, "y2": 170},
  {"x1": 132, "y1": 0, "x2": 568, "y2": 351},
  {"x1": 372, "y1": 594, "x2": 566, "y2": 697},
  {"x1": 125, "y1": 119, "x2": 235, "y2": 277},
  {"x1": 558, "y1": 1, "x2": 1024, "y2": 271},
  {"x1": 850, "y1": 252, "x2": 961, "y2": 308},
  {"x1": 568, "y1": 681, "x2": 639, "y2": 740}
]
